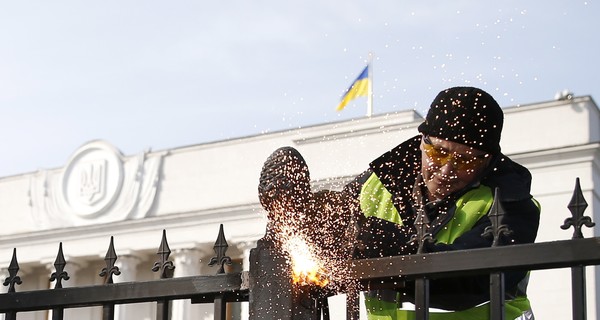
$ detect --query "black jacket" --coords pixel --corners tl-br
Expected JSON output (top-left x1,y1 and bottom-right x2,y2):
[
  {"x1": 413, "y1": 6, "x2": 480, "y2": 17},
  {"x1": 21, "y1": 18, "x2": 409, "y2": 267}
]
[{"x1": 345, "y1": 135, "x2": 540, "y2": 310}]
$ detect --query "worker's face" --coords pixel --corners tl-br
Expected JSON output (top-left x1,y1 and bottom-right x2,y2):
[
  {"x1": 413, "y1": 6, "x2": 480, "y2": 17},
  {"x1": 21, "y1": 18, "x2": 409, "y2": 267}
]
[{"x1": 420, "y1": 135, "x2": 491, "y2": 200}]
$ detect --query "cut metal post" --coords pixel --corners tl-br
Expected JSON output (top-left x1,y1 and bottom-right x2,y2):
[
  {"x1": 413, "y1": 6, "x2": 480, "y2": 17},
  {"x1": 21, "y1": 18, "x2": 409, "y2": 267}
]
[{"x1": 248, "y1": 236, "x2": 316, "y2": 320}]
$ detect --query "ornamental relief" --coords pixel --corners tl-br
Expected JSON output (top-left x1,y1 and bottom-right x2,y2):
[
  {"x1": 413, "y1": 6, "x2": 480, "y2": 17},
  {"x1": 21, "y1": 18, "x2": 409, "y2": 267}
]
[{"x1": 28, "y1": 140, "x2": 164, "y2": 229}]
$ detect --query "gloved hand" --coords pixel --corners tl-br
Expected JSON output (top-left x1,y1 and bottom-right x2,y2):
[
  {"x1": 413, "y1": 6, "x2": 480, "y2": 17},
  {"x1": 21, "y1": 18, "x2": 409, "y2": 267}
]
[{"x1": 353, "y1": 216, "x2": 415, "y2": 258}]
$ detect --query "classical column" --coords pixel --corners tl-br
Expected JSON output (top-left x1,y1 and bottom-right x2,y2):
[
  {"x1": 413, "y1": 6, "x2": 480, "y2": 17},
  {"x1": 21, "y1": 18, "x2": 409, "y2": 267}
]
[
  {"x1": 113, "y1": 254, "x2": 143, "y2": 320},
  {"x1": 170, "y1": 248, "x2": 204, "y2": 320}
]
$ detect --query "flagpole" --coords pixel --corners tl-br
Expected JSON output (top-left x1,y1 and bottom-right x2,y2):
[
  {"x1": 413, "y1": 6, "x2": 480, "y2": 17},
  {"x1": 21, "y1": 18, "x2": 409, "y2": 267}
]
[{"x1": 367, "y1": 52, "x2": 374, "y2": 117}]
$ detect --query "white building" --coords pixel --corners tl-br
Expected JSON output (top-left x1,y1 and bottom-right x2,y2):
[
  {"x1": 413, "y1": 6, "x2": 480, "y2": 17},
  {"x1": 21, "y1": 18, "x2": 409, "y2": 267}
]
[{"x1": 0, "y1": 95, "x2": 598, "y2": 319}]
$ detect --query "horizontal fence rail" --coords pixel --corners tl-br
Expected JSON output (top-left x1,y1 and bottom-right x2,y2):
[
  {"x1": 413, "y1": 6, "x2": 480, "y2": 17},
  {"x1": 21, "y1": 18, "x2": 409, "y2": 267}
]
[
  {"x1": 0, "y1": 273, "x2": 248, "y2": 312},
  {"x1": 0, "y1": 224, "x2": 247, "y2": 320},
  {"x1": 349, "y1": 237, "x2": 600, "y2": 281}
]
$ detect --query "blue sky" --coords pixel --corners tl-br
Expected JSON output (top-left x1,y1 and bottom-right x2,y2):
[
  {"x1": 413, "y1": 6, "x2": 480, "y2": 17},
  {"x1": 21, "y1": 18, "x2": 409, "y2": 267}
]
[{"x1": 0, "y1": 1, "x2": 598, "y2": 177}]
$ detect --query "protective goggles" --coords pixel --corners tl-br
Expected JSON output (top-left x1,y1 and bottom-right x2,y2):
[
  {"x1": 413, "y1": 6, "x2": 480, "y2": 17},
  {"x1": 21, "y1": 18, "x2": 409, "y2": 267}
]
[{"x1": 422, "y1": 136, "x2": 489, "y2": 171}]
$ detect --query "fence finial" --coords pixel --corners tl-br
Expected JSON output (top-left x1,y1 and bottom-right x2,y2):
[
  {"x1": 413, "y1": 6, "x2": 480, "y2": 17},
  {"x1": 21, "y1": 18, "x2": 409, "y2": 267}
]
[
  {"x1": 409, "y1": 206, "x2": 433, "y2": 254},
  {"x1": 99, "y1": 236, "x2": 121, "y2": 284},
  {"x1": 482, "y1": 188, "x2": 513, "y2": 246},
  {"x1": 152, "y1": 229, "x2": 175, "y2": 278},
  {"x1": 50, "y1": 242, "x2": 70, "y2": 288},
  {"x1": 561, "y1": 177, "x2": 594, "y2": 239},
  {"x1": 209, "y1": 224, "x2": 232, "y2": 274},
  {"x1": 3, "y1": 248, "x2": 22, "y2": 293}
]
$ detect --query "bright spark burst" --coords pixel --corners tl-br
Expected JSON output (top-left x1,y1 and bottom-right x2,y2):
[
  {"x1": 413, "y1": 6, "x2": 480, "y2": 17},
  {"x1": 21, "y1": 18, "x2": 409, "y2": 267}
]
[
  {"x1": 258, "y1": 146, "x2": 354, "y2": 293},
  {"x1": 283, "y1": 235, "x2": 330, "y2": 287}
]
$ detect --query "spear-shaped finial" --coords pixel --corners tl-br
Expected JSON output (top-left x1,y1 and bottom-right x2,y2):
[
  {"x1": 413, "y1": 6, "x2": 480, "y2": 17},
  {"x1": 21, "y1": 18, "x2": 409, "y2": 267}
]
[
  {"x1": 208, "y1": 224, "x2": 232, "y2": 274},
  {"x1": 3, "y1": 248, "x2": 22, "y2": 293},
  {"x1": 409, "y1": 207, "x2": 433, "y2": 254},
  {"x1": 50, "y1": 242, "x2": 70, "y2": 288},
  {"x1": 99, "y1": 236, "x2": 121, "y2": 284},
  {"x1": 151, "y1": 230, "x2": 175, "y2": 278},
  {"x1": 482, "y1": 188, "x2": 513, "y2": 246},
  {"x1": 561, "y1": 178, "x2": 594, "y2": 239}
]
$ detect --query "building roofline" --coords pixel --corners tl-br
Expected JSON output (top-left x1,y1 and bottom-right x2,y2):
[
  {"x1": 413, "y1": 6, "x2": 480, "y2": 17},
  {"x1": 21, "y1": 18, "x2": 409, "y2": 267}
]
[{"x1": 2, "y1": 95, "x2": 596, "y2": 180}]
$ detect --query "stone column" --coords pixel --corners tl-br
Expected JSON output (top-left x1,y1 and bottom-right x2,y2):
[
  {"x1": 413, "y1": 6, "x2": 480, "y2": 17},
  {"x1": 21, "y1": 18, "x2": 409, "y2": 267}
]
[
  {"x1": 113, "y1": 254, "x2": 143, "y2": 320},
  {"x1": 170, "y1": 248, "x2": 204, "y2": 320}
]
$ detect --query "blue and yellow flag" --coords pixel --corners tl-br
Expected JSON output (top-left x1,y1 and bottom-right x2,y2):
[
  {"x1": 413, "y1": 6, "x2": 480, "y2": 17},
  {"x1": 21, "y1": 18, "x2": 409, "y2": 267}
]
[{"x1": 336, "y1": 65, "x2": 370, "y2": 111}]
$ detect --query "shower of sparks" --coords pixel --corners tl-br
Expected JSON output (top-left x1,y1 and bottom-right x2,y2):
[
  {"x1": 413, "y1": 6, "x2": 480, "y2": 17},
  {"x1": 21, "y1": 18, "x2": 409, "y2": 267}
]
[
  {"x1": 283, "y1": 233, "x2": 330, "y2": 287},
  {"x1": 258, "y1": 146, "x2": 354, "y2": 292},
  {"x1": 272, "y1": 209, "x2": 353, "y2": 293}
]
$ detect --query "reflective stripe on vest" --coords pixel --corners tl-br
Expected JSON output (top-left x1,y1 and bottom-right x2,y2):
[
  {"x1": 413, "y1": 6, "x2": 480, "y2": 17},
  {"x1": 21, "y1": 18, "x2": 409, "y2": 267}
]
[{"x1": 360, "y1": 173, "x2": 403, "y2": 225}]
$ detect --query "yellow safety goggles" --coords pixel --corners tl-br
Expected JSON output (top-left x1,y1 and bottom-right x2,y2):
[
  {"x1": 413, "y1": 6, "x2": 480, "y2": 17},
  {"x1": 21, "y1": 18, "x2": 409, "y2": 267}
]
[{"x1": 422, "y1": 136, "x2": 489, "y2": 171}]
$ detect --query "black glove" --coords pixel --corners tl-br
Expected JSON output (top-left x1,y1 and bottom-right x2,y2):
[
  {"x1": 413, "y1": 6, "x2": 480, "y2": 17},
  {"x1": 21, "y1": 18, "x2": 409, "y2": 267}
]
[{"x1": 354, "y1": 216, "x2": 416, "y2": 258}]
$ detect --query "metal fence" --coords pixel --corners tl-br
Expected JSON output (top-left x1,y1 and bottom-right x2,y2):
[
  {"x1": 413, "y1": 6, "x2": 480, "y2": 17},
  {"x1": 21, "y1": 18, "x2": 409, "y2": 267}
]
[
  {"x1": 1, "y1": 178, "x2": 598, "y2": 320},
  {"x1": 0, "y1": 225, "x2": 248, "y2": 320}
]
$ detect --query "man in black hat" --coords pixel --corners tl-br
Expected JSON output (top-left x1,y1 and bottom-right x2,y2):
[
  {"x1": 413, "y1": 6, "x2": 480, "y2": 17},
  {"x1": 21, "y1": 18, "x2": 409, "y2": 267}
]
[{"x1": 348, "y1": 86, "x2": 540, "y2": 319}]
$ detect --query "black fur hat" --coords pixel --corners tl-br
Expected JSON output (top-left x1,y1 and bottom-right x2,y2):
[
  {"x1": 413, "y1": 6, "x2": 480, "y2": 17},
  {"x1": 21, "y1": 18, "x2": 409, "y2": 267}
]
[{"x1": 418, "y1": 86, "x2": 504, "y2": 154}]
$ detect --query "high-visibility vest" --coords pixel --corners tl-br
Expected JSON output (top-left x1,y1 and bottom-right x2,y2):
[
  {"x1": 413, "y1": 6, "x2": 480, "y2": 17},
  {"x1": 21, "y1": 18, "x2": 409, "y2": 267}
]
[{"x1": 359, "y1": 173, "x2": 534, "y2": 320}]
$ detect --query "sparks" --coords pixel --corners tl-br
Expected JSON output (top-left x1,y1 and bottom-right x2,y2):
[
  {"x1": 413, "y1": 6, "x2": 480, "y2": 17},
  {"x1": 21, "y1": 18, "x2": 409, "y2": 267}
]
[{"x1": 282, "y1": 234, "x2": 330, "y2": 287}]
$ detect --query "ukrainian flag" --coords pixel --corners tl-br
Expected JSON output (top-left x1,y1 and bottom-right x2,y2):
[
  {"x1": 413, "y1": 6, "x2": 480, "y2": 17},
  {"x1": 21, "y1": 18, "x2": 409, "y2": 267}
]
[{"x1": 337, "y1": 65, "x2": 370, "y2": 111}]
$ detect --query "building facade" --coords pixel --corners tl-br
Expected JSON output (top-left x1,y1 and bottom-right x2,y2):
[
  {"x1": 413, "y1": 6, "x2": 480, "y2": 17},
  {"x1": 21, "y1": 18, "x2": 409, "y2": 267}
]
[{"x1": 0, "y1": 95, "x2": 599, "y2": 319}]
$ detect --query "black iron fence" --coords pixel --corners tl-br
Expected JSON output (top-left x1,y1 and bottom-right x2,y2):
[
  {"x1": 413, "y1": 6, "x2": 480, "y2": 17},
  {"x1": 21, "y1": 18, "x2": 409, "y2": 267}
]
[
  {"x1": 1, "y1": 178, "x2": 598, "y2": 320},
  {"x1": 0, "y1": 225, "x2": 248, "y2": 320}
]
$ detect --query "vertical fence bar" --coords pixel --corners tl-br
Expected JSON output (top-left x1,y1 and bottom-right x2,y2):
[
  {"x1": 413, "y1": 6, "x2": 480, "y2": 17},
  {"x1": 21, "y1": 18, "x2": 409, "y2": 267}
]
[
  {"x1": 50, "y1": 243, "x2": 68, "y2": 320},
  {"x1": 100, "y1": 237, "x2": 120, "y2": 320},
  {"x1": 482, "y1": 188, "x2": 510, "y2": 320},
  {"x1": 156, "y1": 301, "x2": 171, "y2": 320},
  {"x1": 102, "y1": 304, "x2": 115, "y2": 320},
  {"x1": 51, "y1": 308, "x2": 64, "y2": 320},
  {"x1": 414, "y1": 277, "x2": 429, "y2": 320},
  {"x1": 214, "y1": 294, "x2": 226, "y2": 320},
  {"x1": 346, "y1": 288, "x2": 360, "y2": 320},
  {"x1": 561, "y1": 178, "x2": 593, "y2": 320},
  {"x1": 572, "y1": 266, "x2": 587, "y2": 320},
  {"x1": 3, "y1": 249, "x2": 21, "y2": 320},
  {"x1": 152, "y1": 230, "x2": 175, "y2": 320},
  {"x1": 489, "y1": 272, "x2": 505, "y2": 320},
  {"x1": 209, "y1": 225, "x2": 232, "y2": 320},
  {"x1": 320, "y1": 297, "x2": 330, "y2": 320}
]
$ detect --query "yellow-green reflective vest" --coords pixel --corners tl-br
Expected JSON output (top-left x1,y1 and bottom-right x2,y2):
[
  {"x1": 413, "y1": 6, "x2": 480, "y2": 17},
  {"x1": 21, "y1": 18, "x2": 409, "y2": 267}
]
[{"x1": 359, "y1": 173, "x2": 533, "y2": 320}]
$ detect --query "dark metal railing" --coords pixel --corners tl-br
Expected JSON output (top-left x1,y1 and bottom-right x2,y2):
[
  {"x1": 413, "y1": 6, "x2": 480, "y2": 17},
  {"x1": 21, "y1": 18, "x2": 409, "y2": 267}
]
[{"x1": 0, "y1": 224, "x2": 248, "y2": 320}]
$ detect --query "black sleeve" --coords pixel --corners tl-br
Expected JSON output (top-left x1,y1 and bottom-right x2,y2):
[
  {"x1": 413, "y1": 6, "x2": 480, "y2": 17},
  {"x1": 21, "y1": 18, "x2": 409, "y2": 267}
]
[
  {"x1": 354, "y1": 216, "x2": 418, "y2": 258},
  {"x1": 346, "y1": 170, "x2": 420, "y2": 258}
]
